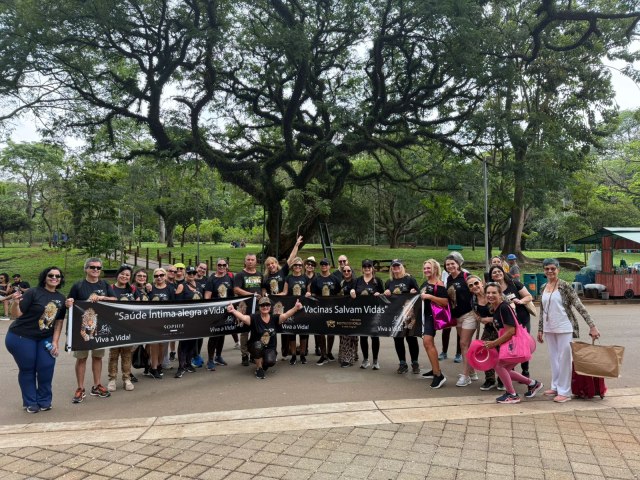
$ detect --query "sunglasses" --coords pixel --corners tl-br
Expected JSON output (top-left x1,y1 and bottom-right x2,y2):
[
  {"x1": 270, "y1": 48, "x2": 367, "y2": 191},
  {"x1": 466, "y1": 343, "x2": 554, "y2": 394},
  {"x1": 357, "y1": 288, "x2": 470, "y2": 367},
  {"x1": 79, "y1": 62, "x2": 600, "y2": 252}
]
[
  {"x1": 154, "y1": 274, "x2": 165, "y2": 278},
  {"x1": 87, "y1": 265, "x2": 102, "y2": 270},
  {"x1": 187, "y1": 271, "x2": 196, "y2": 275},
  {"x1": 167, "y1": 270, "x2": 178, "y2": 274},
  {"x1": 217, "y1": 264, "x2": 227, "y2": 267},
  {"x1": 135, "y1": 274, "x2": 146, "y2": 277},
  {"x1": 339, "y1": 260, "x2": 347, "y2": 263},
  {"x1": 260, "y1": 304, "x2": 271, "y2": 307},
  {"x1": 47, "y1": 274, "x2": 62, "y2": 279},
  {"x1": 543, "y1": 267, "x2": 557, "y2": 271},
  {"x1": 467, "y1": 281, "x2": 481, "y2": 287},
  {"x1": 293, "y1": 264, "x2": 303, "y2": 267},
  {"x1": 343, "y1": 269, "x2": 352, "y2": 273}
]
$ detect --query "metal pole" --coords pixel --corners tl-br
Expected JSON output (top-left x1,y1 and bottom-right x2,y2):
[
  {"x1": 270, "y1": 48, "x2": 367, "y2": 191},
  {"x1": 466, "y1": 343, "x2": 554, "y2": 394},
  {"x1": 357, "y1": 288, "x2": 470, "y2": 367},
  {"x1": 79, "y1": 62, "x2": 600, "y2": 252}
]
[{"x1": 484, "y1": 156, "x2": 490, "y2": 271}]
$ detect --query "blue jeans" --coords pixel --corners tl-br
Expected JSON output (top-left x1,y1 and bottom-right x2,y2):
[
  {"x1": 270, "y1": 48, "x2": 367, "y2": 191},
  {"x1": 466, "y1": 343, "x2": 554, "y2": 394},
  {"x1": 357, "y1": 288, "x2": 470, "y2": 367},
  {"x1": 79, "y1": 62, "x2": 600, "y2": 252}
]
[{"x1": 5, "y1": 331, "x2": 56, "y2": 409}]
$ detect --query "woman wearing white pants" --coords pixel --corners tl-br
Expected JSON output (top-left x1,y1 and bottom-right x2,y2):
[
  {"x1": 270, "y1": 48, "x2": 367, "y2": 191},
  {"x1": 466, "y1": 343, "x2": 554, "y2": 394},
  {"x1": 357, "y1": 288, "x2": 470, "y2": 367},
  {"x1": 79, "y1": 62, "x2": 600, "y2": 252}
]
[{"x1": 537, "y1": 258, "x2": 600, "y2": 403}]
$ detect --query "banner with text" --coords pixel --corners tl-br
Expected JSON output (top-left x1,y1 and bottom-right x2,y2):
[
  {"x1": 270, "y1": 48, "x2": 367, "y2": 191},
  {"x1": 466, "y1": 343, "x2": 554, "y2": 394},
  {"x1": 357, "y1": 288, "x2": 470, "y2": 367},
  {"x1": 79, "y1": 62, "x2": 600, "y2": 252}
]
[{"x1": 67, "y1": 294, "x2": 423, "y2": 351}]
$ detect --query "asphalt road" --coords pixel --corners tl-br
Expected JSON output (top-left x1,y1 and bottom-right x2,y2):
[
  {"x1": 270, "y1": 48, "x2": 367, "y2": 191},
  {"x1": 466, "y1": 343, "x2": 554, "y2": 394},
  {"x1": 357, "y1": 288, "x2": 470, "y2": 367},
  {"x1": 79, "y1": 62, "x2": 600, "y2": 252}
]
[{"x1": 1, "y1": 303, "x2": 637, "y2": 426}]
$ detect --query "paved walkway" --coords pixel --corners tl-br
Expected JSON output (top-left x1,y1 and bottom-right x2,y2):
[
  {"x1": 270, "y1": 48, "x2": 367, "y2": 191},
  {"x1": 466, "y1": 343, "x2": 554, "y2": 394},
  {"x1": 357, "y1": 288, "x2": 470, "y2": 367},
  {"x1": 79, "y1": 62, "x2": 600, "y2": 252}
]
[{"x1": 1, "y1": 388, "x2": 640, "y2": 479}]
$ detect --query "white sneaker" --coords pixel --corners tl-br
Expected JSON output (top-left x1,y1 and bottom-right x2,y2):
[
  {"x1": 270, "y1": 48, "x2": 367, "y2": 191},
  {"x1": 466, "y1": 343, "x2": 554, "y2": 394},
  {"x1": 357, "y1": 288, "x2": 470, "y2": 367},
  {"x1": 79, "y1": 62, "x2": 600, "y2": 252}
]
[
  {"x1": 234, "y1": 342, "x2": 241, "y2": 350},
  {"x1": 124, "y1": 379, "x2": 134, "y2": 391},
  {"x1": 456, "y1": 375, "x2": 471, "y2": 387},
  {"x1": 360, "y1": 359, "x2": 370, "y2": 369},
  {"x1": 107, "y1": 380, "x2": 117, "y2": 392},
  {"x1": 470, "y1": 372, "x2": 479, "y2": 381},
  {"x1": 372, "y1": 361, "x2": 380, "y2": 370}
]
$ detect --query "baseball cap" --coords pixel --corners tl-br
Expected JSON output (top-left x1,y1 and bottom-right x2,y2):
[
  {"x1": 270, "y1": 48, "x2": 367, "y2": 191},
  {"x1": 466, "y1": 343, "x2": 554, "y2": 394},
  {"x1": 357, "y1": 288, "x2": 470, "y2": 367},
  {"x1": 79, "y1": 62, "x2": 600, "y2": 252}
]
[
  {"x1": 391, "y1": 259, "x2": 403, "y2": 267},
  {"x1": 507, "y1": 254, "x2": 517, "y2": 260},
  {"x1": 173, "y1": 263, "x2": 186, "y2": 269},
  {"x1": 362, "y1": 259, "x2": 373, "y2": 267},
  {"x1": 258, "y1": 296, "x2": 271, "y2": 306},
  {"x1": 12, "y1": 273, "x2": 20, "y2": 278},
  {"x1": 319, "y1": 258, "x2": 330, "y2": 265},
  {"x1": 186, "y1": 266, "x2": 197, "y2": 274}
]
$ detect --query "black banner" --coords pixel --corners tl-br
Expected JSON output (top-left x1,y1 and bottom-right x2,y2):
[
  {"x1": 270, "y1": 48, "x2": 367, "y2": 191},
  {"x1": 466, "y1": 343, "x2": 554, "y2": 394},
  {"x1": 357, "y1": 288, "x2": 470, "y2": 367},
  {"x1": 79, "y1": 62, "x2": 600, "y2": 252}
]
[{"x1": 67, "y1": 294, "x2": 424, "y2": 351}]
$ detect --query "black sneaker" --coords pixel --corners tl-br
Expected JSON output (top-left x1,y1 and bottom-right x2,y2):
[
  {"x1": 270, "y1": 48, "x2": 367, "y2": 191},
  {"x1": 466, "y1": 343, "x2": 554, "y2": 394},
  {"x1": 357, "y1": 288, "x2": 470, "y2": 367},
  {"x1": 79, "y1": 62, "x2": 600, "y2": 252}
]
[
  {"x1": 174, "y1": 368, "x2": 185, "y2": 378},
  {"x1": 289, "y1": 355, "x2": 297, "y2": 365},
  {"x1": 340, "y1": 361, "x2": 351, "y2": 368},
  {"x1": 130, "y1": 374, "x2": 139, "y2": 383},
  {"x1": 421, "y1": 370, "x2": 435, "y2": 379},
  {"x1": 241, "y1": 355, "x2": 249, "y2": 366},
  {"x1": 430, "y1": 373, "x2": 446, "y2": 389},
  {"x1": 496, "y1": 393, "x2": 521, "y2": 404},
  {"x1": 480, "y1": 380, "x2": 498, "y2": 391},
  {"x1": 186, "y1": 365, "x2": 196, "y2": 373},
  {"x1": 39, "y1": 405, "x2": 52, "y2": 412},
  {"x1": 255, "y1": 368, "x2": 265, "y2": 379},
  {"x1": 396, "y1": 363, "x2": 409, "y2": 374},
  {"x1": 315, "y1": 346, "x2": 321, "y2": 356},
  {"x1": 25, "y1": 406, "x2": 39, "y2": 414},
  {"x1": 327, "y1": 353, "x2": 336, "y2": 362},
  {"x1": 316, "y1": 356, "x2": 329, "y2": 366},
  {"x1": 300, "y1": 355, "x2": 307, "y2": 364},
  {"x1": 169, "y1": 351, "x2": 176, "y2": 361},
  {"x1": 143, "y1": 368, "x2": 151, "y2": 377},
  {"x1": 149, "y1": 369, "x2": 162, "y2": 379},
  {"x1": 524, "y1": 380, "x2": 543, "y2": 399},
  {"x1": 411, "y1": 362, "x2": 420, "y2": 374}
]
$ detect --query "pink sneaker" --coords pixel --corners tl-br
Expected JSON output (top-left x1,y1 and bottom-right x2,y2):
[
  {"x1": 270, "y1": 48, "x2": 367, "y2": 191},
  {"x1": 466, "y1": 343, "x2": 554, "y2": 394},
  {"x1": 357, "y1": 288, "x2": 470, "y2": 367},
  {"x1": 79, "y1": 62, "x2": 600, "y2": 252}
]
[{"x1": 553, "y1": 395, "x2": 571, "y2": 403}]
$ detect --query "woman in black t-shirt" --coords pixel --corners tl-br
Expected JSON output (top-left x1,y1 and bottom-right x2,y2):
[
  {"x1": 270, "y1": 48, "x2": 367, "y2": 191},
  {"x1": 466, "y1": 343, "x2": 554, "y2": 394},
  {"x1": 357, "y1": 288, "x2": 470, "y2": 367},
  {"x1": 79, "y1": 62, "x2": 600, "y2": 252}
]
[
  {"x1": 383, "y1": 260, "x2": 421, "y2": 374},
  {"x1": 227, "y1": 297, "x2": 303, "y2": 379},
  {"x1": 5, "y1": 267, "x2": 66, "y2": 413},
  {"x1": 419, "y1": 259, "x2": 450, "y2": 389},
  {"x1": 337, "y1": 265, "x2": 358, "y2": 368},
  {"x1": 488, "y1": 265, "x2": 533, "y2": 377},
  {"x1": 107, "y1": 265, "x2": 137, "y2": 392},
  {"x1": 147, "y1": 268, "x2": 175, "y2": 379},
  {"x1": 467, "y1": 275, "x2": 500, "y2": 391},
  {"x1": 351, "y1": 259, "x2": 384, "y2": 370},
  {"x1": 281, "y1": 257, "x2": 310, "y2": 365},
  {"x1": 483, "y1": 283, "x2": 541, "y2": 404}
]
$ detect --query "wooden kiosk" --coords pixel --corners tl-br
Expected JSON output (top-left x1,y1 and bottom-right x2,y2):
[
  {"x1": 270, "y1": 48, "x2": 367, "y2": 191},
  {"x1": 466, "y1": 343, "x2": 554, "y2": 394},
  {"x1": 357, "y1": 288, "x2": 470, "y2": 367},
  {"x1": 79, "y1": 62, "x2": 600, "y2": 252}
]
[{"x1": 573, "y1": 227, "x2": 640, "y2": 298}]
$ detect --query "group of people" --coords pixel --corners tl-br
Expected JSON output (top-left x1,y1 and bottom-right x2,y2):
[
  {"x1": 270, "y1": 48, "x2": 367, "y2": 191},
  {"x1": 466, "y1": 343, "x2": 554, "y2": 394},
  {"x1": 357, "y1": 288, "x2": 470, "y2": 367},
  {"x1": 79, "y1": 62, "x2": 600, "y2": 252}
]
[{"x1": 3, "y1": 243, "x2": 601, "y2": 413}]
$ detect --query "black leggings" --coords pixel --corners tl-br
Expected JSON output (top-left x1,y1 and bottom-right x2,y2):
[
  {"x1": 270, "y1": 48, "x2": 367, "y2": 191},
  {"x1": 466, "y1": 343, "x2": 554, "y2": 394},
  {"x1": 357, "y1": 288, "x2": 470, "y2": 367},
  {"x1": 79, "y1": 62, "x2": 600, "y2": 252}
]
[
  {"x1": 394, "y1": 336, "x2": 419, "y2": 363},
  {"x1": 441, "y1": 327, "x2": 461, "y2": 356},
  {"x1": 207, "y1": 336, "x2": 224, "y2": 359},
  {"x1": 178, "y1": 339, "x2": 197, "y2": 369},
  {"x1": 360, "y1": 336, "x2": 380, "y2": 360}
]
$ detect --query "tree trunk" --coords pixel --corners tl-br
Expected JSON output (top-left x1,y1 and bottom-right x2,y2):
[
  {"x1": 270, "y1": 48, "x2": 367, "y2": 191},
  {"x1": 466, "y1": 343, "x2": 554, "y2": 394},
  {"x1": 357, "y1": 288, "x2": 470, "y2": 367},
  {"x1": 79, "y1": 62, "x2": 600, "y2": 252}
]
[
  {"x1": 502, "y1": 151, "x2": 527, "y2": 260},
  {"x1": 158, "y1": 215, "x2": 166, "y2": 244}
]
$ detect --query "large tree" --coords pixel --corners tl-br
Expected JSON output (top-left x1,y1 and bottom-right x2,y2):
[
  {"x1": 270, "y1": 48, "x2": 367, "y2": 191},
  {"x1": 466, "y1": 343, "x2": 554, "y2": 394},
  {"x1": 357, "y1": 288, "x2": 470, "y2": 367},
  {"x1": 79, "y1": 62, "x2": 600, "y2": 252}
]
[{"x1": 1, "y1": 1, "x2": 639, "y2": 254}]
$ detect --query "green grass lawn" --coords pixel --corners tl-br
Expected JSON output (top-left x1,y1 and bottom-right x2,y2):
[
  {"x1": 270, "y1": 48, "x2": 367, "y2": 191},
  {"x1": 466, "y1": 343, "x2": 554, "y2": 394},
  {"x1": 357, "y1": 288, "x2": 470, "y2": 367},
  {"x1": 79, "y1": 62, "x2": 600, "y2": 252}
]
[{"x1": 5, "y1": 242, "x2": 636, "y2": 295}]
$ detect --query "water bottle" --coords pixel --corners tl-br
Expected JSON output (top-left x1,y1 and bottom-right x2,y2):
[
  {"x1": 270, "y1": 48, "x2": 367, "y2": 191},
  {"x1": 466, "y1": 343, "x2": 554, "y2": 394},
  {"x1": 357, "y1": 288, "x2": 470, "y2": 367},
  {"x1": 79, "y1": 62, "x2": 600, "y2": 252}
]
[{"x1": 44, "y1": 340, "x2": 58, "y2": 358}]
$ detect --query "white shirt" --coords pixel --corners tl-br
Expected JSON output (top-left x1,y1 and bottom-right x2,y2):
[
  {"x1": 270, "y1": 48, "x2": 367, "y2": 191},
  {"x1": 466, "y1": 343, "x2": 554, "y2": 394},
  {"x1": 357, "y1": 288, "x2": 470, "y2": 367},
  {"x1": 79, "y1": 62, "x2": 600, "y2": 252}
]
[{"x1": 541, "y1": 290, "x2": 572, "y2": 334}]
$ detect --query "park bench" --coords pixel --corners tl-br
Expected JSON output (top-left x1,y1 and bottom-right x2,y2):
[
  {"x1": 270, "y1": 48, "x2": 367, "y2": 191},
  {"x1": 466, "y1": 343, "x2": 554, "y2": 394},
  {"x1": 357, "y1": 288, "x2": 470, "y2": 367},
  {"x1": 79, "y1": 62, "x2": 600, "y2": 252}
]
[
  {"x1": 399, "y1": 242, "x2": 417, "y2": 248},
  {"x1": 447, "y1": 244, "x2": 464, "y2": 251}
]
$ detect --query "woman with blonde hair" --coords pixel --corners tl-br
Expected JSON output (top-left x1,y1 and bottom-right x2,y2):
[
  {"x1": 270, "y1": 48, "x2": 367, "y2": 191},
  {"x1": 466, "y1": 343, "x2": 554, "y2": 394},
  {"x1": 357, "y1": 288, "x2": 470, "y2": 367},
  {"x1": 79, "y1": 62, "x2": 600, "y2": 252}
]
[
  {"x1": 419, "y1": 259, "x2": 449, "y2": 388},
  {"x1": 147, "y1": 268, "x2": 175, "y2": 379},
  {"x1": 383, "y1": 259, "x2": 420, "y2": 374}
]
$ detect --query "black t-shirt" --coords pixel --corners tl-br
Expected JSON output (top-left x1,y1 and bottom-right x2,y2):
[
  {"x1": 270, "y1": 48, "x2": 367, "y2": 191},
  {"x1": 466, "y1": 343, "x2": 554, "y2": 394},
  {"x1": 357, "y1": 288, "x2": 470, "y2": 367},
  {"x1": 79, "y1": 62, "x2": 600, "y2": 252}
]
[
  {"x1": 10, "y1": 281, "x2": 30, "y2": 292},
  {"x1": 492, "y1": 301, "x2": 517, "y2": 331},
  {"x1": 446, "y1": 272, "x2": 472, "y2": 317},
  {"x1": 332, "y1": 269, "x2": 343, "y2": 282},
  {"x1": 205, "y1": 274, "x2": 235, "y2": 298},
  {"x1": 354, "y1": 276, "x2": 384, "y2": 296},
  {"x1": 9, "y1": 287, "x2": 66, "y2": 339},
  {"x1": 309, "y1": 274, "x2": 340, "y2": 296},
  {"x1": 195, "y1": 276, "x2": 208, "y2": 293},
  {"x1": 262, "y1": 265, "x2": 290, "y2": 295},
  {"x1": 112, "y1": 284, "x2": 137, "y2": 302},
  {"x1": 502, "y1": 281, "x2": 530, "y2": 326},
  {"x1": 339, "y1": 277, "x2": 356, "y2": 296},
  {"x1": 182, "y1": 281, "x2": 204, "y2": 301},
  {"x1": 419, "y1": 281, "x2": 449, "y2": 322},
  {"x1": 68, "y1": 279, "x2": 114, "y2": 301},
  {"x1": 133, "y1": 284, "x2": 150, "y2": 301},
  {"x1": 149, "y1": 284, "x2": 175, "y2": 302},
  {"x1": 385, "y1": 276, "x2": 419, "y2": 294},
  {"x1": 285, "y1": 274, "x2": 309, "y2": 297},
  {"x1": 234, "y1": 270, "x2": 262, "y2": 294},
  {"x1": 249, "y1": 313, "x2": 279, "y2": 349}
]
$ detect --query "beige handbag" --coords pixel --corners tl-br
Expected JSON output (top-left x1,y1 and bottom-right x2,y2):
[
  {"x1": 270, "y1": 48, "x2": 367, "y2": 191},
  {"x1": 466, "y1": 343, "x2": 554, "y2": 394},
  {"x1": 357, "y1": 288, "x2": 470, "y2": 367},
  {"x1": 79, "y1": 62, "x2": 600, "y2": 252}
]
[{"x1": 571, "y1": 340, "x2": 625, "y2": 378}]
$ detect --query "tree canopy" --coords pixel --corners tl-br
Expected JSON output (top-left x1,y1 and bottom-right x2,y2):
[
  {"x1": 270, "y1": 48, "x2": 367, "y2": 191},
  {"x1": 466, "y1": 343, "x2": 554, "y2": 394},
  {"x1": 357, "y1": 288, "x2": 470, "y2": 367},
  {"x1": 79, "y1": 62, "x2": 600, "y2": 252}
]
[{"x1": 1, "y1": 0, "x2": 639, "y2": 254}]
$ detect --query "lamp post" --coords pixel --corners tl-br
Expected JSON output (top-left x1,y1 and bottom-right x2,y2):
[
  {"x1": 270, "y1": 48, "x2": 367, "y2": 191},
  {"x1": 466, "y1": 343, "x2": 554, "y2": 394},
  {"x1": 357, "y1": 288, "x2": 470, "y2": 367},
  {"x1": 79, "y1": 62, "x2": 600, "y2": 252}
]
[{"x1": 483, "y1": 154, "x2": 490, "y2": 271}]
